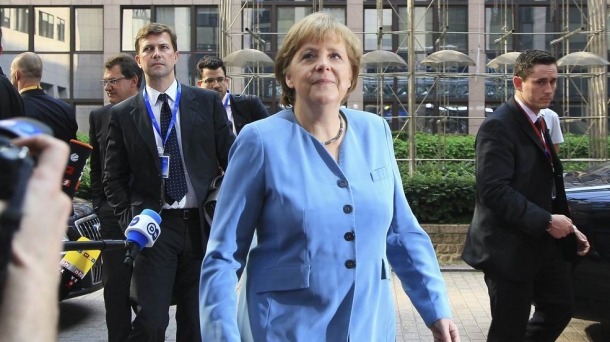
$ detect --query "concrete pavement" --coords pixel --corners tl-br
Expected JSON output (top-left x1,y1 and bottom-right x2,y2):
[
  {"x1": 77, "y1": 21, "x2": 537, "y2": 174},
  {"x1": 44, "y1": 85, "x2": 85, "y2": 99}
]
[{"x1": 58, "y1": 270, "x2": 606, "y2": 341}]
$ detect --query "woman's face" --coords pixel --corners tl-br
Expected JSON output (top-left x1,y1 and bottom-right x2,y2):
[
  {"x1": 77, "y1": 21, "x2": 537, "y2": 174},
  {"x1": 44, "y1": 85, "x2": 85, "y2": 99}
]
[{"x1": 285, "y1": 38, "x2": 352, "y2": 107}]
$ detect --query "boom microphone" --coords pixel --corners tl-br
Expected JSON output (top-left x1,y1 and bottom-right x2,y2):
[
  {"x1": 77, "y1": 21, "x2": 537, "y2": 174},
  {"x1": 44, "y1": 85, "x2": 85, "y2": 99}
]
[
  {"x1": 63, "y1": 139, "x2": 93, "y2": 200},
  {"x1": 123, "y1": 209, "x2": 162, "y2": 266}
]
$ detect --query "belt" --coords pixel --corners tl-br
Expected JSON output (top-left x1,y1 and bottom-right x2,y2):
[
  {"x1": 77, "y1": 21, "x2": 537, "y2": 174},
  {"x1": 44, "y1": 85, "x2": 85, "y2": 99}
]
[{"x1": 162, "y1": 208, "x2": 199, "y2": 220}]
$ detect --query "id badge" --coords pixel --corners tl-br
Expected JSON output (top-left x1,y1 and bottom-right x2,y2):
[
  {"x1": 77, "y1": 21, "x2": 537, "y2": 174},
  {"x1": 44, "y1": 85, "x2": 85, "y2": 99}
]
[{"x1": 160, "y1": 155, "x2": 170, "y2": 178}]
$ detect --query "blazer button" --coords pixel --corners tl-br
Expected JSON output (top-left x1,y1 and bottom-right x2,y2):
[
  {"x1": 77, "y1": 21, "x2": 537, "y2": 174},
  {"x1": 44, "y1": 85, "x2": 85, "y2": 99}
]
[
  {"x1": 337, "y1": 179, "x2": 348, "y2": 188},
  {"x1": 344, "y1": 232, "x2": 355, "y2": 241},
  {"x1": 343, "y1": 205, "x2": 353, "y2": 214},
  {"x1": 345, "y1": 260, "x2": 356, "y2": 269}
]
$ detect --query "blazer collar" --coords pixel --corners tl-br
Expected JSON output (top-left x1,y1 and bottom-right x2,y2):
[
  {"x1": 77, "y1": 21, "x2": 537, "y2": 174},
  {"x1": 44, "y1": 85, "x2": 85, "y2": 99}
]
[{"x1": 509, "y1": 97, "x2": 551, "y2": 167}]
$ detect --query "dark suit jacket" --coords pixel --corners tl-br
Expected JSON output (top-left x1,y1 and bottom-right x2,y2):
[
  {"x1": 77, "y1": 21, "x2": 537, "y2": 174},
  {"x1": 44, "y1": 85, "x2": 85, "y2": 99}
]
[
  {"x1": 89, "y1": 104, "x2": 113, "y2": 212},
  {"x1": 462, "y1": 97, "x2": 576, "y2": 282},
  {"x1": 229, "y1": 93, "x2": 269, "y2": 135},
  {"x1": 0, "y1": 67, "x2": 24, "y2": 120},
  {"x1": 103, "y1": 83, "x2": 235, "y2": 234},
  {"x1": 21, "y1": 88, "x2": 77, "y2": 145}
]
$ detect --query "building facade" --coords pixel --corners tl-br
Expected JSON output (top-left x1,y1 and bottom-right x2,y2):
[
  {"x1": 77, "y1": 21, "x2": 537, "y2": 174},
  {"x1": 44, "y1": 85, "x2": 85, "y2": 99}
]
[{"x1": 1, "y1": 0, "x2": 607, "y2": 138}]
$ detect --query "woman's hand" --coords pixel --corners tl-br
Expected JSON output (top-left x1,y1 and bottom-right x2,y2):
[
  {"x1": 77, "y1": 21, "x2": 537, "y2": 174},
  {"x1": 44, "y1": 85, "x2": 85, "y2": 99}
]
[{"x1": 431, "y1": 318, "x2": 461, "y2": 342}]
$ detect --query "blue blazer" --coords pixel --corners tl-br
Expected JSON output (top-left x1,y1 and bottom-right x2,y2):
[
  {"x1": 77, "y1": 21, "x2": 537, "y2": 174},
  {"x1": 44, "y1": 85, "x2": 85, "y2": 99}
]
[{"x1": 199, "y1": 108, "x2": 452, "y2": 341}]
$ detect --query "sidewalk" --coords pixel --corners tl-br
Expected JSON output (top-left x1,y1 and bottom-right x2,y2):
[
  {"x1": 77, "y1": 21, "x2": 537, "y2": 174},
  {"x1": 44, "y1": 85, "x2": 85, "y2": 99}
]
[
  {"x1": 59, "y1": 270, "x2": 603, "y2": 341},
  {"x1": 393, "y1": 270, "x2": 600, "y2": 342}
]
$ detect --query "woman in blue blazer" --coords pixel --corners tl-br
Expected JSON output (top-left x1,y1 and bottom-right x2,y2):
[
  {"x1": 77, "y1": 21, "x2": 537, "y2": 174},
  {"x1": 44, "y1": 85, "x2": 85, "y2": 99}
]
[{"x1": 199, "y1": 12, "x2": 460, "y2": 342}]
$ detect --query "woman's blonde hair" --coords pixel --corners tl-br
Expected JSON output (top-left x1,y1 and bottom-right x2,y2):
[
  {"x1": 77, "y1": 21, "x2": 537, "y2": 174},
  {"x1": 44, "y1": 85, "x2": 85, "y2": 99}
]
[{"x1": 274, "y1": 12, "x2": 362, "y2": 107}]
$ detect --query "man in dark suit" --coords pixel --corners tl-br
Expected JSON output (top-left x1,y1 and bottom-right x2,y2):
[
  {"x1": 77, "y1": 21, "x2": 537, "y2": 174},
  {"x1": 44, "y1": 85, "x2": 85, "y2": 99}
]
[
  {"x1": 196, "y1": 56, "x2": 269, "y2": 135},
  {"x1": 10, "y1": 52, "x2": 77, "y2": 145},
  {"x1": 89, "y1": 53, "x2": 142, "y2": 342},
  {"x1": 462, "y1": 50, "x2": 590, "y2": 342},
  {"x1": 103, "y1": 23, "x2": 235, "y2": 342},
  {"x1": 0, "y1": 27, "x2": 24, "y2": 119}
]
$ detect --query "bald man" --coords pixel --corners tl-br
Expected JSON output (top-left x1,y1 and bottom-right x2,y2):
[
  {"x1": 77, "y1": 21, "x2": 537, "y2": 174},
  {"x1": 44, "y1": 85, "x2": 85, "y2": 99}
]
[
  {"x1": 11, "y1": 52, "x2": 77, "y2": 145},
  {"x1": 0, "y1": 27, "x2": 24, "y2": 119}
]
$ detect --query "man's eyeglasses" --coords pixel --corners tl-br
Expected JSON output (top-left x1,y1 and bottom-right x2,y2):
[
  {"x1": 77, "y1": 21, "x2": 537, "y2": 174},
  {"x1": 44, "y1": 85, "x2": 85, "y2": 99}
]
[
  {"x1": 202, "y1": 77, "x2": 226, "y2": 85},
  {"x1": 100, "y1": 77, "x2": 127, "y2": 86}
]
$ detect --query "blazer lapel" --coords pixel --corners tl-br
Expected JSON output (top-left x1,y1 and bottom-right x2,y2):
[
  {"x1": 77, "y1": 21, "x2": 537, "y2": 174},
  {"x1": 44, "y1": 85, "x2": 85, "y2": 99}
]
[
  {"x1": 510, "y1": 99, "x2": 547, "y2": 157},
  {"x1": 178, "y1": 84, "x2": 197, "y2": 159},
  {"x1": 131, "y1": 92, "x2": 160, "y2": 170}
]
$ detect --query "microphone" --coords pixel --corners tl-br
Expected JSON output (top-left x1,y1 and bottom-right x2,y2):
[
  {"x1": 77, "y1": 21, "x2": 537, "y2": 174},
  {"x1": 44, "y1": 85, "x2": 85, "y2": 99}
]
[
  {"x1": 58, "y1": 236, "x2": 102, "y2": 300},
  {"x1": 123, "y1": 209, "x2": 162, "y2": 266},
  {"x1": 62, "y1": 139, "x2": 93, "y2": 200}
]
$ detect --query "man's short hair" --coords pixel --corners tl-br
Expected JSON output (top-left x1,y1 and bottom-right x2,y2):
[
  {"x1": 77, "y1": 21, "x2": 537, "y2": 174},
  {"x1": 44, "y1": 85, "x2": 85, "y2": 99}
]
[
  {"x1": 196, "y1": 56, "x2": 227, "y2": 80},
  {"x1": 134, "y1": 23, "x2": 178, "y2": 54},
  {"x1": 105, "y1": 53, "x2": 143, "y2": 88},
  {"x1": 514, "y1": 50, "x2": 557, "y2": 80}
]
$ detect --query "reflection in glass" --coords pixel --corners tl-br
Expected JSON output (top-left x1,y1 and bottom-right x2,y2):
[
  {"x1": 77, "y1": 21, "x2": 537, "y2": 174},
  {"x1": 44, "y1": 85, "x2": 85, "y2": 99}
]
[
  {"x1": 122, "y1": 8, "x2": 151, "y2": 51},
  {"x1": 175, "y1": 52, "x2": 192, "y2": 86},
  {"x1": 0, "y1": 8, "x2": 29, "y2": 51},
  {"x1": 440, "y1": 7, "x2": 468, "y2": 51},
  {"x1": 76, "y1": 8, "x2": 103, "y2": 51},
  {"x1": 196, "y1": 7, "x2": 218, "y2": 51},
  {"x1": 39, "y1": 54, "x2": 70, "y2": 99},
  {"x1": 398, "y1": 7, "x2": 433, "y2": 53},
  {"x1": 486, "y1": 5, "x2": 514, "y2": 50},
  {"x1": 74, "y1": 54, "x2": 104, "y2": 99},
  {"x1": 244, "y1": 8, "x2": 271, "y2": 51},
  {"x1": 518, "y1": 7, "x2": 553, "y2": 51},
  {"x1": 35, "y1": 7, "x2": 70, "y2": 52},
  {"x1": 156, "y1": 7, "x2": 191, "y2": 51},
  {"x1": 420, "y1": 103, "x2": 469, "y2": 134},
  {"x1": 364, "y1": 9, "x2": 392, "y2": 51}
]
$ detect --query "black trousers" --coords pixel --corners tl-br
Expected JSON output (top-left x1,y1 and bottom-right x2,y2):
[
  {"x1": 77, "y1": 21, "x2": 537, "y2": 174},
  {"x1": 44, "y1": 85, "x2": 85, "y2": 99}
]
[
  {"x1": 98, "y1": 200, "x2": 133, "y2": 342},
  {"x1": 484, "y1": 241, "x2": 574, "y2": 342},
  {"x1": 128, "y1": 213, "x2": 204, "y2": 342}
]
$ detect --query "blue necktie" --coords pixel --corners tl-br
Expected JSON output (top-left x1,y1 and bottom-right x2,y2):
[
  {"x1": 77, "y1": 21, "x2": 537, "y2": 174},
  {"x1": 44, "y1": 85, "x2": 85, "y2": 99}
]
[{"x1": 159, "y1": 93, "x2": 187, "y2": 204}]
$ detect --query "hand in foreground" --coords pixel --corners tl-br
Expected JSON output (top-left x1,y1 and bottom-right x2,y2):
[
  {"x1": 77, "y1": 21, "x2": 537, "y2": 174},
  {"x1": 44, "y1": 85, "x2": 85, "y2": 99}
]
[
  {"x1": 0, "y1": 134, "x2": 71, "y2": 342},
  {"x1": 431, "y1": 318, "x2": 461, "y2": 342},
  {"x1": 547, "y1": 214, "x2": 572, "y2": 239},
  {"x1": 573, "y1": 227, "x2": 590, "y2": 256}
]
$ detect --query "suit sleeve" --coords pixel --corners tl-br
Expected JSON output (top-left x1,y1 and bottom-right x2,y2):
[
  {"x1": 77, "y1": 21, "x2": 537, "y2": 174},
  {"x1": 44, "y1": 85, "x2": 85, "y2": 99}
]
[
  {"x1": 88, "y1": 110, "x2": 102, "y2": 210},
  {"x1": 476, "y1": 118, "x2": 550, "y2": 236},
  {"x1": 381, "y1": 118, "x2": 452, "y2": 327},
  {"x1": 212, "y1": 93, "x2": 236, "y2": 170},
  {"x1": 200, "y1": 125, "x2": 264, "y2": 341},
  {"x1": 250, "y1": 95, "x2": 270, "y2": 120},
  {"x1": 103, "y1": 106, "x2": 133, "y2": 229}
]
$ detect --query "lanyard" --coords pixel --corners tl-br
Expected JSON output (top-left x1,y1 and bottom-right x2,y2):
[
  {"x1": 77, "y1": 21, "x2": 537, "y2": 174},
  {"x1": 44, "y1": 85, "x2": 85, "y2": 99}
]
[
  {"x1": 223, "y1": 91, "x2": 230, "y2": 110},
  {"x1": 515, "y1": 101, "x2": 553, "y2": 167},
  {"x1": 144, "y1": 83, "x2": 182, "y2": 151}
]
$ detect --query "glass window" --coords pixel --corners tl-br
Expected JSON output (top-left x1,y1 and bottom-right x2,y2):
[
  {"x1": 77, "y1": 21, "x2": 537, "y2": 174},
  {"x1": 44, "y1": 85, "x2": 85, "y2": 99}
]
[
  {"x1": 243, "y1": 8, "x2": 271, "y2": 51},
  {"x1": 57, "y1": 18, "x2": 65, "y2": 42},
  {"x1": 486, "y1": 5, "x2": 514, "y2": 51},
  {"x1": 518, "y1": 7, "x2": 553, "y2": 51},
  {"x1": 122, "y1": 8, "x2": 151, "y2": 51},
  {"x1": 76, "y1": 8, "x2": 103, "y2": 51},
  {"x1": 441, "y1": 7, "x2": 468, "y2": 51},
  {"x1": 35, "y1": 7, "x2": 70, "y2": 52},
  {"x1": 175, "y1": 52, "x2": 192, "y2": 86},
  {"x1": 364, "y1": 9, "x2": 392, "y2": 51},
  {"x1": 398, "y1": 6, "x2": 433, "y2": 53},
  {"x1": 75, "y1": 104, "x2": 101, "y2": 134},
  {"x1": 38, "y1": 11, "x2": 54, "y2": 39},
  {"x1": 73, "y1": 54, "x2": 104, "y2": 99},
  {"x1": 39, "y1": 54, "x2": 70, "y2": 99},
  {"x1": 0, "y1": 8, "x2": 29, "y2": 51},
  {"x1": 156, "y1": 7, "x2": 191, "y2": 51},
  {"x1": 278, "y1": 7, "x2": 312, "y2": 48},
  {"x1": 565, "y1": 6, "x2": 587, "y2": 51},
  {"x1": 196, "y1": 7, "x2": 218, "y2": 51},
  {"x1": 1, "y1": 8, "x2": 10, "y2": 28}
]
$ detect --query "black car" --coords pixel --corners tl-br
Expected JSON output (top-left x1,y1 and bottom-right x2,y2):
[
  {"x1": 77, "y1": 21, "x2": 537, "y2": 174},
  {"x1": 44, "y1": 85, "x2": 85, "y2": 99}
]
[
  {"x1": 60, "y1": 197, "x2": 104, "y2": 300},
  {"x1": 564, "y1": 163, "x2": 610, "y2": 322}
]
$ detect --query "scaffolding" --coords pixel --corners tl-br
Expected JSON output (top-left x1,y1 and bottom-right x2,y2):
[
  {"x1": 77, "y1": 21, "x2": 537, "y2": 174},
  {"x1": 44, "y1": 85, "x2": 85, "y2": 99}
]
[{"x1": 217, "y1": 0, "x2": 609, "y2": 165}]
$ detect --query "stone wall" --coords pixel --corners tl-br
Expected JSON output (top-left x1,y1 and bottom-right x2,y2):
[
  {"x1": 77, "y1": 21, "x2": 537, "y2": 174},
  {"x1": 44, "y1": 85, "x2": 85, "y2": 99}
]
[{"x1": 421, "y1": 224, "x2": 469, "y2": 265}]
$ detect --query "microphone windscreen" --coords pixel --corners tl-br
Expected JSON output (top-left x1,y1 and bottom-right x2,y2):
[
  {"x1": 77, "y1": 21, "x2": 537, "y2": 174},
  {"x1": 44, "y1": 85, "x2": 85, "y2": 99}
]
[
  {"x1": 59, "y1": 236, "x2": 101, "y2": 300},
  {"x1": 62, "y1": 139, "x2": 93, "y2": 199}
]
